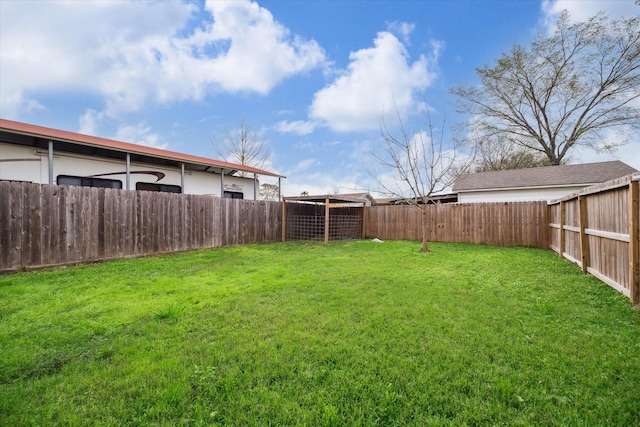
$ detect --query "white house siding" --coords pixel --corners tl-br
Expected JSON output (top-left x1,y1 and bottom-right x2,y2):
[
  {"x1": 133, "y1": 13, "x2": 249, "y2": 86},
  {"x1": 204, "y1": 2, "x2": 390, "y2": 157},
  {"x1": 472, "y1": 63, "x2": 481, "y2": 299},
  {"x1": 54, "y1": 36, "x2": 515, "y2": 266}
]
[
  {"x1": 0, "y1": 144, "x2": 45, "y2": 183},
  {"x1": 457, "y1": 185, "x2": 588, "y2": 203},
  {"x1": 185, "y1": 171, "x2": 257, "y2": 198},
  {"x1": 0, "y1": 142, "x2": 257, "y2": 199}
]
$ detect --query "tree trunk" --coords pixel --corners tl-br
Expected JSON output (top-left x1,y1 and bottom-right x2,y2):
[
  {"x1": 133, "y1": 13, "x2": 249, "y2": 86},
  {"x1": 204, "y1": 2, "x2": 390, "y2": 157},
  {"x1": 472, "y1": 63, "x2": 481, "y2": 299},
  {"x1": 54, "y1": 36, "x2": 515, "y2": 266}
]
[{"x1": 421, "y1": 205, "x2": 429, "y2": 252}]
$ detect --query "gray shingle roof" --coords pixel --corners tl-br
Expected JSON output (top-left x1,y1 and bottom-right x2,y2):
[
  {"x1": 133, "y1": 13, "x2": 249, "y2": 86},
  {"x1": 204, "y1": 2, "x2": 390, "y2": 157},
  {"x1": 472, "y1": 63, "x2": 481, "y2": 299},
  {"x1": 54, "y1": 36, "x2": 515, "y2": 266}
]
[{"x1": 452, "y1": 161, "x2": 637, "y2": 192}]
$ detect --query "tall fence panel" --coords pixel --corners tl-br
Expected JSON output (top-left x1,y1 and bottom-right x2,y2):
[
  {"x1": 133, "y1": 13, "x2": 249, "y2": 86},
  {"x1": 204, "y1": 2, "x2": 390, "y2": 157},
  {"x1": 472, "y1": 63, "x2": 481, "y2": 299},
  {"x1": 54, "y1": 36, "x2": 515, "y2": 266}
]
[
  {"x1": 549, "y1": 173, "x2": 640, "y2": 305},
  {"x1": 0, "y1": 182, "x2": 282, "y2": 272},
  {"x1": 364, "y1": 201, "x2": 549, "y2": 248}
]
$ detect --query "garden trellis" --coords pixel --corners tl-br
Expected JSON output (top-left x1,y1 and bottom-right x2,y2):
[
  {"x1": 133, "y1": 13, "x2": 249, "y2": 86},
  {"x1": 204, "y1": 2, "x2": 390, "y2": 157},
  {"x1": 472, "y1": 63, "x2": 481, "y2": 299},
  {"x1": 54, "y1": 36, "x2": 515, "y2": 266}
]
[{"x1": 281, "y1": 193, "x2": 373, "y2": 243}]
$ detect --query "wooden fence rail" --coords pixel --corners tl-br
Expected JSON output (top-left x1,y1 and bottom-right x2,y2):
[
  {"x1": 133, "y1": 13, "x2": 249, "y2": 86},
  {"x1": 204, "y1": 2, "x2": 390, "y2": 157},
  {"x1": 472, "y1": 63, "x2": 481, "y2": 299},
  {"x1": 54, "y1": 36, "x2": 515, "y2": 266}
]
[
  {"x1": 365, "y1": 201, "x2": 549, "y2": 248},
  {"x1": 548, "y1": 173, "x2": 640, "y2": 306},
  {"x1": 0, "y1": 182, "x2": 282, "y2": 272}
]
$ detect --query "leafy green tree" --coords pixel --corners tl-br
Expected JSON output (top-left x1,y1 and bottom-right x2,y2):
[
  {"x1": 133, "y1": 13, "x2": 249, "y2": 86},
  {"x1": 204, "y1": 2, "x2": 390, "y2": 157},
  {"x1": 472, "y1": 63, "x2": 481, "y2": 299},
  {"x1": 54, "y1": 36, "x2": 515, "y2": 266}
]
[{"x1": 452, "y1": 11, "x2": 640, "y2": 165}]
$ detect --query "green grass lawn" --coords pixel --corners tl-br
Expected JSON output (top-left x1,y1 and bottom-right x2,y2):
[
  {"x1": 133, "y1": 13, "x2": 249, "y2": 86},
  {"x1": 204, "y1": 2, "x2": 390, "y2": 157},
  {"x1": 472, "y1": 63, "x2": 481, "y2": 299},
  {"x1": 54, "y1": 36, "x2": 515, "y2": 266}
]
[{"x1": 1, "y1": 241, "x2": 639, "y2": 426}]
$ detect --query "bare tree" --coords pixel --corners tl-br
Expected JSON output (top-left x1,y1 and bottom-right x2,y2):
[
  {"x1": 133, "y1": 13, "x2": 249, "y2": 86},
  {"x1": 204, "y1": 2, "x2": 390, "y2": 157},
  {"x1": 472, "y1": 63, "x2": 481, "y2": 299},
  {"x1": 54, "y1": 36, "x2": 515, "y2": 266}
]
[
  {"x1": 213, "y1": 119, "x2": 273, "y2": 178},
  {"x1": 259, "y1": 183, "x2": 280, "y2": 201},
  {"x1": 373, "y1": 104, "x2": 473, "y2": 252},
  {"x1": 472, "y1": 137, "x2": 556, "y2": 172},
  {"x1": 452, "y1": 11, "x2": 640, "y2": 165}
]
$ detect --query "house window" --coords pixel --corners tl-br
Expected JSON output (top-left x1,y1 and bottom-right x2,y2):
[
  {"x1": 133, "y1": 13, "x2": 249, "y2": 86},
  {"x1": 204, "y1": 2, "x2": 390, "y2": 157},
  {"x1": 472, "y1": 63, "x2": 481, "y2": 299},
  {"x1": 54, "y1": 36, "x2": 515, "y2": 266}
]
[
  {"x1": 57, "y1": 175, "x2": 122, "y2": 189},
  {"x1": 223, "y1": 191, "x2": 244, "y2": 199},
  {"x1": 136, "y1": 182, "x2": 182, "y2": 193}
]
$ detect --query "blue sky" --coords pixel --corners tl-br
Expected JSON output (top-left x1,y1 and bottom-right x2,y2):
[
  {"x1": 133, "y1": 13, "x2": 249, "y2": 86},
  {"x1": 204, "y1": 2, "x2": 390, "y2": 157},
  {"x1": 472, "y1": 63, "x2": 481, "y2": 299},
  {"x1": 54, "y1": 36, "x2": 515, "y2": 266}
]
[{"x1": 1, "y1": 0, "x2": 638, "y2": 196}]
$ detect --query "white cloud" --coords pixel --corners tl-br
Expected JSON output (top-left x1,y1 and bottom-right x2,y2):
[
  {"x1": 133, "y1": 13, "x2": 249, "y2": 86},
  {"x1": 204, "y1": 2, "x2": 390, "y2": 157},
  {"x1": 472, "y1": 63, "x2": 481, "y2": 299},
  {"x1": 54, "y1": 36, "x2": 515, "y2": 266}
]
[
  {"x1": 293, "y1": 141, "x2": 314, "y2": 150},
  {"x1": 541, "y1": 0, "x2": 638, "y2": 32},
  {"x1": 22, "y1": 99, "x2": 47, "y2": 114},
  {"x1": 309, "y1": 32, "x2": 440, "y2": 132},
  {"x1": 280, "y1": 140, "x2": 382, "y2": 197},
  {"x1": 291, "y1": 158, "x2": 318, "y2": 173},
  {"x1": 0, "y1": 0, "x2": 326, "y2": 119},
  {"x1": 199, "y1": 1, "x2": 326, "y2": 94},
  {"x1": 324, "y1": 140, "x2": 341, "y2": 147},
  {"x1": 79, "y1": 110, "x2": 168, "y2": 150},
  {"x1": 386, "y1": 21, "x2": 415, "y2": 45},
  {"x1": 281, "y1": 171, "x2": 368, "y2": 197},
  {"x1": 612, "y1": 141, "x2": 640, "y2": 171},
  {"x1": 115, "y1": 122, "x2": 167, "y2": 149},
  {"x1": 0, "y1": 0, "x2": 192, "y2": 118},
  {"x1": 571, "y1": 133, "x2": 640, "y2": 171},
  {"x1": 78, "y1": 110, "x2": 105, "y2": 135},
  {"x1": 275, "y1": 120, "x2": 317, "y2": 135}
]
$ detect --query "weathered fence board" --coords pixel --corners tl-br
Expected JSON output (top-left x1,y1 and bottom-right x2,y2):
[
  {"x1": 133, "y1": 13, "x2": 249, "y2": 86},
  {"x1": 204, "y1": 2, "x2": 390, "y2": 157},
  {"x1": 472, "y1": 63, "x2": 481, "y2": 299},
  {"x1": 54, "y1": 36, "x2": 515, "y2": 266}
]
[
  {"x1": 0, "y1": 182, "x2": 283, "y2": 272},
  {"x1": 364, "y1": 201, "x2": 549, "y2": 248},
  {"x1": 549, "y1": 173, "x2": 640, "y2": 305}
]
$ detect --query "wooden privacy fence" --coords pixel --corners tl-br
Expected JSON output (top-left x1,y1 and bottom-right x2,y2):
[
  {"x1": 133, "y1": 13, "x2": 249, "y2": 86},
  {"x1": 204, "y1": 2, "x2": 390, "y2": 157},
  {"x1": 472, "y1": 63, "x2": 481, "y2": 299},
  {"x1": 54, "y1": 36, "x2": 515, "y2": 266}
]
[
  {"x1": 0, "y1": 182, "x2": 282, "y2": 272},
  {"x1": 365, "y1": 201, "x2": 549, "y2": 248},
  {"x1": 549, "y1": 173, "x2": 640, "y2": 305},
  {"x1": 3, "y1": 179, "x2": 637, "y2": 306}
]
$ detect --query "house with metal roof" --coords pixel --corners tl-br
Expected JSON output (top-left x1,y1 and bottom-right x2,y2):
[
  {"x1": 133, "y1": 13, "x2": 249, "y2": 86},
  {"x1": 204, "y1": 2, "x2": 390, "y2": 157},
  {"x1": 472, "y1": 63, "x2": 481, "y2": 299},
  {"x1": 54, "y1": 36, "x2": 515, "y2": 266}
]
[
  {"x1": 452, "y1": 161, "x2": 637, "y2": 203},
  {"x1": 0, "y1": 118, "x2": 284, "y2": 199}
]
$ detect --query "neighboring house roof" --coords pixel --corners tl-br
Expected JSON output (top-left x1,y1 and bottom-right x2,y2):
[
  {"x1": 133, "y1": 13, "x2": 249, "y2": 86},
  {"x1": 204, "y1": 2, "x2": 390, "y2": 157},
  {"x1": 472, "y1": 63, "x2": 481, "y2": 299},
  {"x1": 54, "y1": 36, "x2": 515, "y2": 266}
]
[
  {"x1": 284, "y1": 192, "x2": 375, "y2": 205},
  {"x1": 374, "y1": 193, "x2": 458, "y2": 205},
  {"x1": 0, "y1": 118, "x2": 284, "y2": 178},
  {"x1": 452, "y1": 161, "x2": 637, "y2": 192}
]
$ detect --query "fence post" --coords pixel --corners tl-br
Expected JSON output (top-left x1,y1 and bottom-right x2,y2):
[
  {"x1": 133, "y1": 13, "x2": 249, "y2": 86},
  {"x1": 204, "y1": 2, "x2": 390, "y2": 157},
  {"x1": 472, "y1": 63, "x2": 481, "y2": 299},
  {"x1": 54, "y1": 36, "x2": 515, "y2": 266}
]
[
  {"x1": 324, "y1": 197, "x2": 329, "y2": 244},
  {"x1": 578, "y1": 195, "x2": 589, "y2": 273},
  {"x1": 629, "y1": 180, "x2": 639, "y2": 306},
  {"x1": 559, "y1": 201, "x2": 566, "y2": 257},
  {"x1": 281, "y1": 200, "x2": 287, "y2": 242}
]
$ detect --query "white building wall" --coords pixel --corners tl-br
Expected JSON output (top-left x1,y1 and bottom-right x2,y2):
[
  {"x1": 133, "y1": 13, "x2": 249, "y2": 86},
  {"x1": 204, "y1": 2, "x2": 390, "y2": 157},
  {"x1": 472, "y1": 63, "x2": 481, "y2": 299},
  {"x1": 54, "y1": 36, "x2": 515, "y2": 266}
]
[
  {"x1": 223, "y1": 175, "x2": 258, "y2": 199},
  {"x1": 0, "y1": 142, "x2": 258, "y2": 199},
  {"x1": 457, "y1": 185, "x2": 589, "y2": 203},
  {"x1": 184, "y1": 172, "x2": 256, "y2": 198},
  {"x1": 0, "y1": 144, "x2": 45, "y2": 183}
]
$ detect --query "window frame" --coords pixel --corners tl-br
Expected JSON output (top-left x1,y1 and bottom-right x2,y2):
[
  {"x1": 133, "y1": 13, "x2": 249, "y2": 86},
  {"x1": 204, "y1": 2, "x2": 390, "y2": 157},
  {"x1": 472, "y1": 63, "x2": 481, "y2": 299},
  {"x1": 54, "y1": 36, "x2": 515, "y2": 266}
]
[
  {"x1": 136, "y1": 182, "x2": 182, "y2": 193},
  {"x1": 57, "y1": 175, "x2": 122, "y2": 189},
  {"x1": 223, "y1": 191, "x2": 244, "y2": 199}
]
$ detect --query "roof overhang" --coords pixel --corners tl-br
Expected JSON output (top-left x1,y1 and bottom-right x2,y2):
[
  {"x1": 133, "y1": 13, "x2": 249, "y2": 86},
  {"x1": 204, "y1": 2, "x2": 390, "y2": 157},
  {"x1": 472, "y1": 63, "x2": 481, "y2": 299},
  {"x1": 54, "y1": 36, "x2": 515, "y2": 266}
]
[{"x1": 0, "y1": 118, "x2": 285, "y2": 178}]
